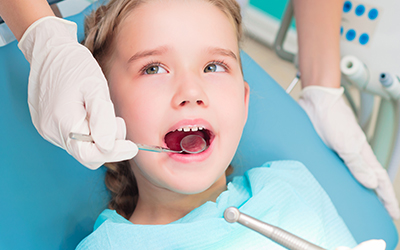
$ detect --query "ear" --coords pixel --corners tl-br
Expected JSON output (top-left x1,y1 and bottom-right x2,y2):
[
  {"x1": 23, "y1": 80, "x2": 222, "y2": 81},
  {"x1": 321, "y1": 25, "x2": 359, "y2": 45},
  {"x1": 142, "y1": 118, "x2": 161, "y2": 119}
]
[{"x1": 243, "y1": 81, "x2": 250, "y2": 123}]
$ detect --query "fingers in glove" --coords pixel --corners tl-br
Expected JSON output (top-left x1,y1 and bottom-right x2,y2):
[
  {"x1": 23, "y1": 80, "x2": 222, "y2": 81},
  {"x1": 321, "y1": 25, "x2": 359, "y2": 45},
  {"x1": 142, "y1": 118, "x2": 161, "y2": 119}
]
[
  {"x1": 67, "y1": 138, "x2": 138, "y2": 170},
  {"x1": 82, "y1": 76, "x2": 118, "y2": 153},
  {"x1": 337, "y1": 152, "x2": 378, "y2": 189},
  {"x1": 299, "y1": 90, "x2": 379, "y2": 189},
  {"x1": 336, "y1": 247, "x2": 351, "y2": 250},
  {"x1": 354, "y1": 239, "x2": 386, "y2": 250},
  {"x1": 374, "y1": 168, "x2": 400, "y2": 220},
  {"x1": 336, "y1": 239, "x2": 386, "y2": 250},
  {"x1": 115, "y1": 117, "x2": 128, "y2": 140},
  {"x1": 359, "y1": 143, "x2": 400, "y2": 219}
]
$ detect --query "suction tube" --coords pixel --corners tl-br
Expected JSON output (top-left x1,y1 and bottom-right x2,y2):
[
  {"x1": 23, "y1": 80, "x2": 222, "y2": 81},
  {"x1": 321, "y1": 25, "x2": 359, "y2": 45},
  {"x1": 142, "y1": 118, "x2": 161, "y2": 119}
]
[
  {"x1": 224, "y1": 207, "x2": 326, "y2": 250},
  {"x1": 379, "y1": 73, "x2": 400, "y2": 100},
  {"x1": 340, "y1": 55, "x2": 369, "y2": 90},
  {"x1": 380, "y1": 72, "x2": 400, "y2": 180},
  {"x1": 387, "y1": 110, "x2": 400, "y2": 181}
]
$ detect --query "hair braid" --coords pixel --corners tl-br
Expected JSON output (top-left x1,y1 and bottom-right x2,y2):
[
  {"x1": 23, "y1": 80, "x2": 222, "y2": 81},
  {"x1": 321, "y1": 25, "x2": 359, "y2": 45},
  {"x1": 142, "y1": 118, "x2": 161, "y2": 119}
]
[{"x1": 104, "y1": 161, "x2": 138, "y2": 219}]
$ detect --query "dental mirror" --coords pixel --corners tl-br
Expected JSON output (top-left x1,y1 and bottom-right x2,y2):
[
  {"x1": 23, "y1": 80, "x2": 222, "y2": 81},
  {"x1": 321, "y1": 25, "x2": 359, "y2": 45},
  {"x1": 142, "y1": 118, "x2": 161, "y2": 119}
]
[
  {"x1": 179, "y1": 134, "x2": 207, "y2": 154},
  {"x1": 69, "y1": 133, "x2": 207, "y2": 154}
]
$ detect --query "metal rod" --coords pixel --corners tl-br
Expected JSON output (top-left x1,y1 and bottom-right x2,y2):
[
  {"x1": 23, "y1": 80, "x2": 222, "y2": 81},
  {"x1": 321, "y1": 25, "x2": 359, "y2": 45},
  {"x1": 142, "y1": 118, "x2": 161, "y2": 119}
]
[
  {"x1": 273, "y1": 0, "x2": 296, "y2": 63},
  {"x1": 68, "y1": 132, "x2": 182, "y2": 153},
  {"x1": 286, "y1": 71, "x2": 301, "y2": 94}
]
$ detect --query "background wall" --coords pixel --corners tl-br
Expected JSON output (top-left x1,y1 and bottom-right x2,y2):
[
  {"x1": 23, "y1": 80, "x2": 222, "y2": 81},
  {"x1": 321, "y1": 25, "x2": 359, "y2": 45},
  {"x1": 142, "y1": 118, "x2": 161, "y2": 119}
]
[
  {"x1": 244, "y1": 0, "x2": 297, "y2": 53},
  {"x1": 249, "y1": 0, "x2": 289, "y2": 20}
]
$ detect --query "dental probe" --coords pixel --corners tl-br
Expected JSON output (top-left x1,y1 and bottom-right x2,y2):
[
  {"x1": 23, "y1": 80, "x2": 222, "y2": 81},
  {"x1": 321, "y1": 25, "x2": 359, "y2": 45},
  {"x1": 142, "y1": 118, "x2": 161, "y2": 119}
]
[
  {"x1": 286, "y1": 71, "x2": 301, "y2": 94},
  {"x1": 224, "y1": 207, "x2": 326, "y2": 250}
]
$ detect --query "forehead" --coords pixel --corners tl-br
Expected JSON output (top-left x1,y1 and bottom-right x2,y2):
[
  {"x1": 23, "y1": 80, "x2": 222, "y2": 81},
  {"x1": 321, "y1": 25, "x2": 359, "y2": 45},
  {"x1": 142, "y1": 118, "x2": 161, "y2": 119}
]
[{"x1": 114, "y1": 0, "x2": 239, "y2": 56}]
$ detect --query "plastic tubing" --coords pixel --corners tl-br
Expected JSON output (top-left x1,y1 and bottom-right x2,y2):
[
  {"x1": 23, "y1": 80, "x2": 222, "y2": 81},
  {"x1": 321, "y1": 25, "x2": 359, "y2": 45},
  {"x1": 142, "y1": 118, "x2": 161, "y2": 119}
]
[
  {"x1": 340, "y1": 55, "x2": 369, "y2": 90},
  {"x1": 380, "y1": 73, "x2": 400, "y2": 180},
  {"x1": 387, "y1": 105, "x2": 400, "y2": 181}
]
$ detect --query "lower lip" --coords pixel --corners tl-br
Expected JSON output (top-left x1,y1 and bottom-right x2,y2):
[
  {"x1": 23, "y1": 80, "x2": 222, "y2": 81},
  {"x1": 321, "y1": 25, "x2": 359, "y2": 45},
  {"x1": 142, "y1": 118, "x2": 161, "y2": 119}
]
[{"x1": 167, "y1": 139, "x2": 214, "y2": 163}]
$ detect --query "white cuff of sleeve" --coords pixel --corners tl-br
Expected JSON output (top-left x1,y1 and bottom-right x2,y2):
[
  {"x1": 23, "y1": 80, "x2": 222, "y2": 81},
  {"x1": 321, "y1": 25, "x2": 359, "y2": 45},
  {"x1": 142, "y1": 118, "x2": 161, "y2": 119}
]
[{"x1": 301, "y1": 85, "x2": 344, "y2": 96}]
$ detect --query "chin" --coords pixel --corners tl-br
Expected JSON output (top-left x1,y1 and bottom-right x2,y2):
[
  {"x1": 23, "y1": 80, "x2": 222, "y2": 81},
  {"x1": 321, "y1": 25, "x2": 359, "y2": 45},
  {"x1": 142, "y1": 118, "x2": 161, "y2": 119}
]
[{"x1": 166, "y1": 170, "x2": 226, "y2": 195}]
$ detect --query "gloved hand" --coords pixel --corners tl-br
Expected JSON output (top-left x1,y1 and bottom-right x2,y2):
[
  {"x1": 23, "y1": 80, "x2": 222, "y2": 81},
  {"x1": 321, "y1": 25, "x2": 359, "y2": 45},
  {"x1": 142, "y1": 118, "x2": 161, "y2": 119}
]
[
  {"x1": 18, "y1": 16, "x2": 138, "y2": 169},
  {"x1": 336, "y1": 239, "x2": 386, "y2": 250},
  {"x1": 298, "y1": 86, "x2": 400, "y2": 220}
]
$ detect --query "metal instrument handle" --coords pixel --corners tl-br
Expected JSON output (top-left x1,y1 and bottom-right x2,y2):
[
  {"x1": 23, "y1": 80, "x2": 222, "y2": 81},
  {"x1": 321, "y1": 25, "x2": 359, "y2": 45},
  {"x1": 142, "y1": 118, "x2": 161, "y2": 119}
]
[{"x1": 69, "y1": 133, "x2": 182, "y2": 154}]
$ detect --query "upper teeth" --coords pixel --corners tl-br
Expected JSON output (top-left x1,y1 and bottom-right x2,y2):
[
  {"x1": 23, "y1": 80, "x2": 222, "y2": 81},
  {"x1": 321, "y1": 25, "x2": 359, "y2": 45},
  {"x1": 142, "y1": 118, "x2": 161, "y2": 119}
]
[{"x1": 176, "y1": 126, "x2": 204, "y2": 132}]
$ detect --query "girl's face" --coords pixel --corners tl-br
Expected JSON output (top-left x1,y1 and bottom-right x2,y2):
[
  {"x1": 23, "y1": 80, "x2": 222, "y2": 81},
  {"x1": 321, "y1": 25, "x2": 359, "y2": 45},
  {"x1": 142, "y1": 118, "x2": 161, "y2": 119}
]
[{"x1": 108, "y1": 0, "x2": 249, "y2": 196}]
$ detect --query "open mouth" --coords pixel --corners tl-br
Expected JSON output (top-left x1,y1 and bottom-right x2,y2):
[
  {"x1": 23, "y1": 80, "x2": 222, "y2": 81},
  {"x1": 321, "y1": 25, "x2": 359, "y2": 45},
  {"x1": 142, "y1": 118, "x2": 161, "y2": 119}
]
[{"x1": 164, "y1": 126, "x2": 214, "y2": 153}]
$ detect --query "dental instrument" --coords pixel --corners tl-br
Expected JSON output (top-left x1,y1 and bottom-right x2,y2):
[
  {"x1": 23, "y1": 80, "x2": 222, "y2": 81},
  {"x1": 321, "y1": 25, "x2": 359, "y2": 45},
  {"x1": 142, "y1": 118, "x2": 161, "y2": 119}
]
[
  {"x1": 379, "y1": 73, "x2": 400, "y2": 100},
  {"x1": 340, "y1": 55, "x2": 370, "y2": 91},
  {"x1": 223, "y1": 207, "x2": 326, "y2": 250},
  {"x1": 69, "y1": 133, "x2": 207, "y2": 154},
  {"x1": 286, "y1": 71, "x2": 301, "y2": 94},
  {"x1": 379, "y1": 72, "x2": 400, "y2": 180}
]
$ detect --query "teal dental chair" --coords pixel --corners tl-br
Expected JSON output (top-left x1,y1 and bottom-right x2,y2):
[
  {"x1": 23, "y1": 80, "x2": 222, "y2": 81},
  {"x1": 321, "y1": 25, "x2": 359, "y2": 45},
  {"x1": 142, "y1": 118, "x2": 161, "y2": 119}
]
[{"x1": 0, "y1": 4, "x2": 398, "y2": 250}]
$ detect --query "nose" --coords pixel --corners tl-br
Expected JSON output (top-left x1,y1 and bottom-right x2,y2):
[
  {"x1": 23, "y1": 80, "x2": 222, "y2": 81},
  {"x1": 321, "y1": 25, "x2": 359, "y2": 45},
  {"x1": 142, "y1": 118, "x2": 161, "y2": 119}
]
[{"x1": 171, "y1": 72, "x2": 209, "y2": 108}]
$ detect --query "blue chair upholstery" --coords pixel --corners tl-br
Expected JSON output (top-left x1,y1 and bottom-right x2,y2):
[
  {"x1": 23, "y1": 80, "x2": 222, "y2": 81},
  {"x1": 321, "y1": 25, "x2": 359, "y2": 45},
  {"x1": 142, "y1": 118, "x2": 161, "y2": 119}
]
[{"x1": 0, "y1": 5, "x2": 398, "y2": 250}]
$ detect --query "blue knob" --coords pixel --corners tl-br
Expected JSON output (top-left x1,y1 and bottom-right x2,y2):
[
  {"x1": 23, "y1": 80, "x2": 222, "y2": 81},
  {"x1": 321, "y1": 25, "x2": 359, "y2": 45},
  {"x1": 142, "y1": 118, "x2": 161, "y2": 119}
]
[
  {"x1": 368, "y1": 8, "x2": 379, "y2": 20},
  {"x1": 346, "y1": 29, "x2": 356, "y2": 41},
  {"x1": 359, "y1": 33, "x2": 369, "y2": 45},
  {"x1": 343, "y1": 1, "x2": 352, "y2": 13},
  {"x1": 355, "y1": 5, "x2": 365, "y2": 16}
]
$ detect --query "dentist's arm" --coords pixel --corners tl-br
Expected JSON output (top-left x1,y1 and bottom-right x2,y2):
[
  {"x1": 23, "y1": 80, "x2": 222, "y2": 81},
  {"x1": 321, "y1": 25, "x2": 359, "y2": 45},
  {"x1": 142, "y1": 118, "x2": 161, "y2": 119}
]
[
  {"x1": 293, "y1": 0, "x2": 342, "y2": 89},
  {"x1": 293, "y1": 0, "x2": 399, "y2": 219},
  {"x1": 0, "y1": 0, "x2": 138, "y2": 169},
  {"x1": 0, "y1": 0, "x2": 54, "y2": 40}
]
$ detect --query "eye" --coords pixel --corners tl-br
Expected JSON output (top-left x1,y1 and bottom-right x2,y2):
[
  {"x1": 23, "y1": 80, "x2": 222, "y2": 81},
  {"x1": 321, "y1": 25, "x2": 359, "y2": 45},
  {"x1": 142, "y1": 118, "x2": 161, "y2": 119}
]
[
  {"x1": 143, "y1": 64, "x2": 168, "y2": 75},
  {"x1": 204, "y1": 63, "x2": 226, "y2": 73}
]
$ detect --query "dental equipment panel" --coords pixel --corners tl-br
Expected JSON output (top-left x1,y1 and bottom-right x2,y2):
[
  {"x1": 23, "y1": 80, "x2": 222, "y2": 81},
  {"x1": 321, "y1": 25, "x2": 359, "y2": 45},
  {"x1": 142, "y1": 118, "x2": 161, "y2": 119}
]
[
  {"x1": 340, "y1": 0, "x2": 399, "y2": 98},
  {"x1": 224, "y1": 207, "x2": 326, "y2": 250}
]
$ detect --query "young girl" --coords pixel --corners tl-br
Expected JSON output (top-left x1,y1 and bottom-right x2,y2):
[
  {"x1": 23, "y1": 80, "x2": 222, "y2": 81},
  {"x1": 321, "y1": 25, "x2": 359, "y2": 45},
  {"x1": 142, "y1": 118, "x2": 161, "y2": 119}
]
[{"x1": 76, "y1": 0, "x2": 382, "y2": 249}]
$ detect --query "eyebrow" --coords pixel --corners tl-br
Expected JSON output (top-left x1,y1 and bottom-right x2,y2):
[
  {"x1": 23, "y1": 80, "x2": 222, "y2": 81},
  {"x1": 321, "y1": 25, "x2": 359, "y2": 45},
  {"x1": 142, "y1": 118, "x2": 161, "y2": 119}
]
[
  {"x1": 127, "y1": 46, "x2": 237, "y2": 63},
  {"x1": 127, "y1": 46, "x2": 169, "y2": 63},
  {"x1": 206, "y1": 47, "x2": 237, "y2": 61}
]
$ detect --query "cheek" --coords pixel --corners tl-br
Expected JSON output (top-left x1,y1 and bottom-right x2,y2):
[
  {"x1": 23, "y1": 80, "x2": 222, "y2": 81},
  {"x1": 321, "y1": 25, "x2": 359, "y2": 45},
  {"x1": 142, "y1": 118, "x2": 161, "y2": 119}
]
[
  {"x1": 214, "y1": 84, "x2": 247, "y2": 125},
  {"x1": 211, "y1": 84, "x2": 247, "y2": 153},
  {"x1": 119, "y1": 95, "x2": 152, "y2": 141},
  {"x1": 109, "y1": 82, "x2": 145, "y2": 140},
  {"x1": 113, "y1": 88, "x2": 171, "y2": 143}
]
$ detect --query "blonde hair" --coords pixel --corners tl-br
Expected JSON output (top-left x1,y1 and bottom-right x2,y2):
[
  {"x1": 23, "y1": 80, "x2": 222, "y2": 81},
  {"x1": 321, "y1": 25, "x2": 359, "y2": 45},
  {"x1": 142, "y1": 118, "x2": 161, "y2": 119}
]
[{"x1": 84, "y1": 0, "x2": 242, "y2": 219}]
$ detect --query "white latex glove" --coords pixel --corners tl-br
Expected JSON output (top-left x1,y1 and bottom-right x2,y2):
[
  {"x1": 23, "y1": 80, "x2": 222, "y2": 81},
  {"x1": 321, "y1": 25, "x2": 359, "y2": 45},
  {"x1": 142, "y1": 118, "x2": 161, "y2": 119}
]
[
  {"x1": 298, "y1": 86, "x2": 400, "y2": 220},
  {"x1": 18, "y1": 17, "x2": 138, "y2": 169},
  {"x1": 336, "y1": 239, "x2": 386, "y2": 250}
]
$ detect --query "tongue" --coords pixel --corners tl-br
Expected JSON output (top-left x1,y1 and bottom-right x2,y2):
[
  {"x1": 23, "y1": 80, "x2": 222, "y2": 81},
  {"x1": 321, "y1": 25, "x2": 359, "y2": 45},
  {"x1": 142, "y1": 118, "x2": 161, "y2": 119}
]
[{"x1": 165, "y1": 131, "x2": 205, "y2": 151}]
